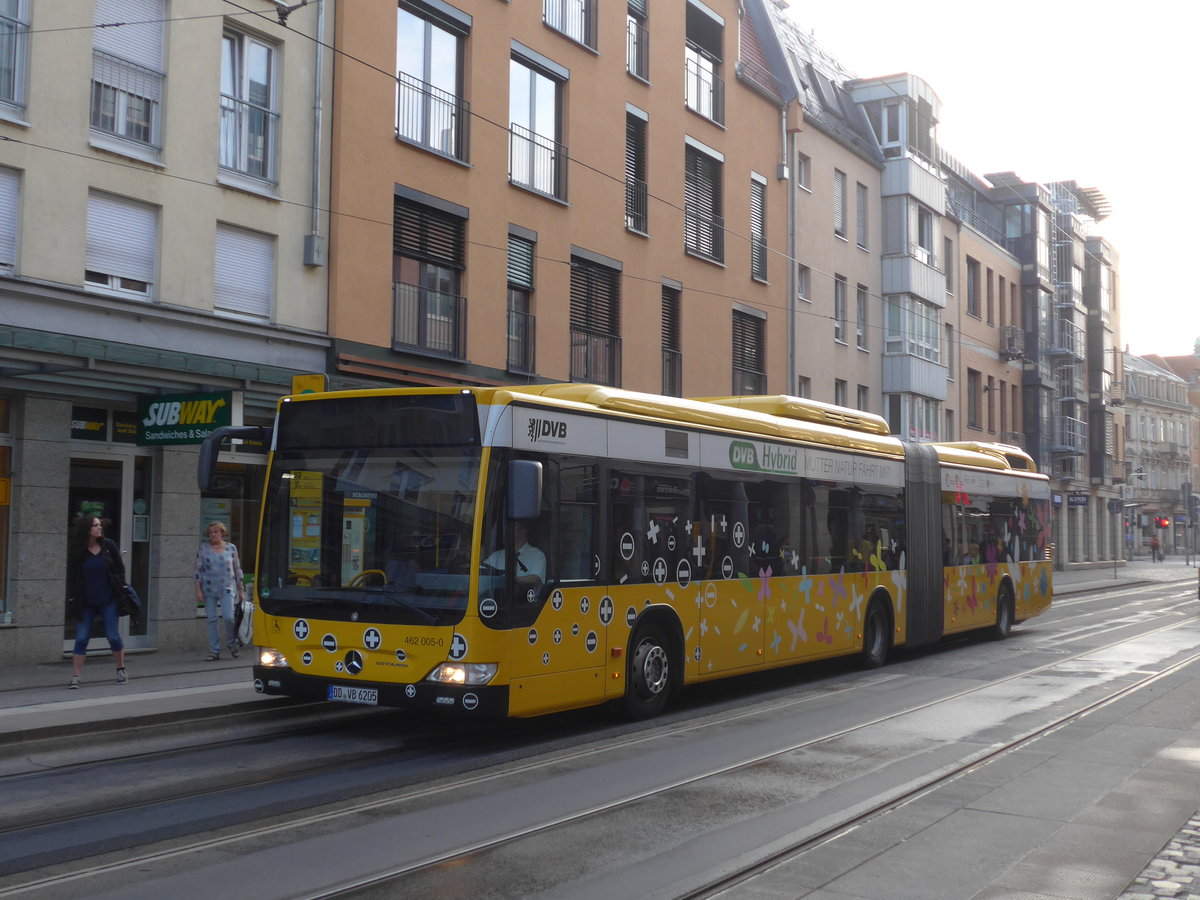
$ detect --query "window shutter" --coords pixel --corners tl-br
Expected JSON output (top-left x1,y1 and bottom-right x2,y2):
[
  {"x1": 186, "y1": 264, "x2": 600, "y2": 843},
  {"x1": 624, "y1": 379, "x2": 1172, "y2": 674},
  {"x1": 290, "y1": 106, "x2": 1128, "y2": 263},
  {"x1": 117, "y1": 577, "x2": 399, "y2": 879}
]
[
  {"x1": 394, "y1": 198, "x2": 464, "y2": 269},
  {"x1": 570, "y1": 257, "x2": 619, "y2": 335},
  {"x1": 507, "y1": 235, "x2": 535, "y2": 290},
  {"x1": 661, "y1": 285, "x2": 680, "y2": 351},
  {"x1": 625, "y1": 114, "x2": 646, "y2": 183},
  {"x1": 0, "y1": 167, "x2": 17, "y2": 268},
  {"x1": 731, "y1": 310, "x2": 763, "y2": 372},
  {"x1": 684, "y1": 146, "x2": 721, "y2": 257},
  {"x1": 750, "y1": 178, "x2": 766, "y2": 278},
  {"x1": 93, "y1": 0, "x2": 164, "y2": 69},
  {"x1": 86, "y1": 191, "x2": 156, "y2": 285},
  {"x1": 856, "y1": 182, "x2": 867, "y2": 247},
  {"x1": 884, "y1": 196, "x2": 905, "y2": 255},
  {"x1": 833, "y1": 170, "x2": 846, "y2": 236},
  {"x1": 215, "y1": 224, "x2": 273, "y2": 318},
  {"x1": 628, "y1": 0, "x2": 647, "y2": 19}
]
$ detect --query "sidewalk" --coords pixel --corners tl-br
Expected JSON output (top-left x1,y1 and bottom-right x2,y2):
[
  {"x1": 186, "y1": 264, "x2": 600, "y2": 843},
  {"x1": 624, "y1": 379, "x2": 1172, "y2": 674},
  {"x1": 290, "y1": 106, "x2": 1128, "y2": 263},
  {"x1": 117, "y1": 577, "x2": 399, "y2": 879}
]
[{"x1": 0, "y1": 559, "x2": 1198, "y2": 899}]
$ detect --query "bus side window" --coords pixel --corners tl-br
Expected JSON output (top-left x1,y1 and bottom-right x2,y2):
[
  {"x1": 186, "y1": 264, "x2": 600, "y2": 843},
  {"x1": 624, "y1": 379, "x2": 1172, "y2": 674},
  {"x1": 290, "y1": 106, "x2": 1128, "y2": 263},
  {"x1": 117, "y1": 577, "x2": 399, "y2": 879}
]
[
  {"x1": 611, "y1": 469, "x2": 692, "y2": 584},
  {"x1": 553, "y1": 460, "x2": 598, "y2": 582},
  {"x1": 699, "y1": 474, "x2": 752, "y2": 580}
]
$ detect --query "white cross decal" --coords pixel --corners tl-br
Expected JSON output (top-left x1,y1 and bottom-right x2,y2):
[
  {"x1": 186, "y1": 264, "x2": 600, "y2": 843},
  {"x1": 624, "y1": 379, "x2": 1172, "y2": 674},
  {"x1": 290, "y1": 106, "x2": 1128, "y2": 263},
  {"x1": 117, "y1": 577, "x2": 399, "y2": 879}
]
[
  {"x1": 692, "y1": 535, "x2": 707, "y2": 566},
  {"x1": 364, "y1": 628, "x2": 382, "y2": 650},
  {"x1": 646, "y1": 519, "x2": 660, "y2": 544}
]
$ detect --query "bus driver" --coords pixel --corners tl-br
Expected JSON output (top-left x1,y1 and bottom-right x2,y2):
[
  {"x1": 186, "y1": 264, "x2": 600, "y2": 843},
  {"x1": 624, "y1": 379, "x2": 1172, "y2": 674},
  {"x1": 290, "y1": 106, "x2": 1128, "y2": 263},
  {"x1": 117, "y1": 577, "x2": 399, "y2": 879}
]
[{"x1": 483, "y1": 521, "x2": 546, "y2": 587}]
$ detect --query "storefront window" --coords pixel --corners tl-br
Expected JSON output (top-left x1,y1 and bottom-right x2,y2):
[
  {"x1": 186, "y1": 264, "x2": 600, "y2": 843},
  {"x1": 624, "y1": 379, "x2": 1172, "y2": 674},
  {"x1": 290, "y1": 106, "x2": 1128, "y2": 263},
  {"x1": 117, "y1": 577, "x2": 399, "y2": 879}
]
[{"x1": 0, "y1": 396, "x2": 10, "y2": 619}]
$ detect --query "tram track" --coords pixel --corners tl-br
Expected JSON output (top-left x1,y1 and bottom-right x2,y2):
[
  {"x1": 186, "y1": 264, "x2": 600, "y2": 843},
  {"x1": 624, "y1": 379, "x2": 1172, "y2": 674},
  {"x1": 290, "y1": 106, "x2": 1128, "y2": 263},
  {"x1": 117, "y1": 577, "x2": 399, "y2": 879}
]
[{"x1": 3, "y1": 592, "x2": 1198, "y2": 899}]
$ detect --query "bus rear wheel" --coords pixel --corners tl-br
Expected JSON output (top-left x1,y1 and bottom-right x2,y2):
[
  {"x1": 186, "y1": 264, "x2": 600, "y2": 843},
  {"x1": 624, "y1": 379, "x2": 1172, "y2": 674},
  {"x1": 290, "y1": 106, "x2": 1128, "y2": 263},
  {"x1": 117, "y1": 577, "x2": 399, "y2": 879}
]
[
  {"x1": 860, "y1": 599, "x2": 889, "y2": 669},
  {"x1": 624, "y1": 622, "x2": 673, "y2": 719},
  {"x1": 991, "y1": 584, "x2": 1014, "y2": 640}
]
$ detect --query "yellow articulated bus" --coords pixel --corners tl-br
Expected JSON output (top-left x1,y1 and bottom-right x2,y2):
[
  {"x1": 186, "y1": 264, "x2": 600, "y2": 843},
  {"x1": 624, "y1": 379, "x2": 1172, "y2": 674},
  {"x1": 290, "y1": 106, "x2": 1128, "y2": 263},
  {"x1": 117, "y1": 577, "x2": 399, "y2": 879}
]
[{"x1": 198, "y1": 384, "x2": 1052, "y2": 719}]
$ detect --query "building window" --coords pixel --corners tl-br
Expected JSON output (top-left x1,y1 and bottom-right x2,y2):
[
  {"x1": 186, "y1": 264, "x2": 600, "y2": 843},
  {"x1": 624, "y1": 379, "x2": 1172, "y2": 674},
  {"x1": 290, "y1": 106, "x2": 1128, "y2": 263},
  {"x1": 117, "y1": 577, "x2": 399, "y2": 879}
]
[
  {"x1": 732, "y1": 307, "x2": 765, "y2": 395},
  {"x1": 625, "y1": 110, "x2": 648, "y2": 233},
  {"x1": 884, "y1": 294, "x2": 941, "y2": 362},
  {"x1": 684, "y1": 141, "x2": 723, "y2": 262},
  {"x1": 967, "y1": 369, "x2": 981, "y2": 429},
  {"x1": 834, "y1": 275, "x2": 847, "y2": 343},
  {"x1": 797, "y1": 264, "x2": 810, "y2": 302},
  {"x1": 684, "y1": 0, "x2": 723, "y2": 125},
  {"x1": 509, "y1": 54, "x2": 567, "y2": 201},
  {"x1": 795, "y1": 153, "x2": 810, "y2": 191},
  {"x1": 0, "y1": 165, "x2": 16, "y2": 272},
  {"x1": 396, "y1": 1, "x2": 469, "y2": 162},
  {"x1": 945, "y1": 323, "x2": 954, "y2": 378},
  {"x1": 85, "y1": 191, "x2": 156, "y2": 298},
  {"x1": 834, "y1": 379, "x2": 847, "y2": 407},
  {"x1": 944, "y1": 237, "x2": 954, "y2": 293},
  {"x1": 214, "y1": 223, "x2": 273, "y2": 319},
  {"x1": 570, "y1": 253, "x2": 621, "y2": 386},
  {"x1": 857, "y1": 384, "x2": 869, "y2": 412},
  {"x1": 856, "y1": 283, "x2": 868, "y2": 350},
  {"x1": 544, "y1": 0, "x2": 597, "y2": 50},
  {"x1": 393, "y1": 194, "x2": 467, "y2": 358},
  {"x1": 987, "y1": 375, "x2": 995, "y2": 432},
  {"x1": 220, "y1": 27, "x2": 278, "y2": 183},
  {"x1": 750, "y1": 175, "x2": 767, "y2": 281},
  {"x1": 0, "y1": 0, "x2": 29, "y2": 113},
  {"x1": 507, "y1": 232, "x2": 536, "y2": 374},
  {"x1": 986, "y1": 266, "x2": 994, "y2": 324},
  {"x1": 91, "y1": 0, "x2": 164, "y2": 151},
  {"x1": 662, "y1": 283, "x2": 681, "y2": 397},
  {"x1": 796, "y1": 375, "x2": 811, "y2": 398},
  {"x1": 833, "y1": 169, "x2": 847, "y2": 238},
  {"x1": 856, "y1": 181, "x2": 868, "y2": 249},
  {"x1": 914, "y1": 204, "x2": 933, "y2": 264},
  {"x1": 626, "y1": 0, "x2": 648, "y2": 80},
  {"x1": 887, "y1": 393, "x2": 941, "y2": 441},
  {"x1": 965, "y1": 256, "x2": 980, "y2": 318}
]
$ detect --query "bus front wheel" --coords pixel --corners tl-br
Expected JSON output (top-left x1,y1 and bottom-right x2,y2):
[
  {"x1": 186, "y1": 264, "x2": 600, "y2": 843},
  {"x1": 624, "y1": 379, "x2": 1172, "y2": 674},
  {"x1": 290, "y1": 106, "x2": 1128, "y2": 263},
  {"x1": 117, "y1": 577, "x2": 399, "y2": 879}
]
[
  {"x1": 624, "y1": 622, "x2": 674, "y2": 719},
  {"x1": 860, "y1": 599, "x2": 890, "y2": 669}
]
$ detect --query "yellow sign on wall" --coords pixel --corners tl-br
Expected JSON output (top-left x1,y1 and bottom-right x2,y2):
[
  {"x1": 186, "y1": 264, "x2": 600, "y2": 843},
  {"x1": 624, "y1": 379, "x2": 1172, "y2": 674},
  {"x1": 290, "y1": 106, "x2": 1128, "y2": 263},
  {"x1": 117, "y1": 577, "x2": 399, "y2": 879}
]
[{"x1": 291, "y1": 374, "x2": 328, "y2": 395}]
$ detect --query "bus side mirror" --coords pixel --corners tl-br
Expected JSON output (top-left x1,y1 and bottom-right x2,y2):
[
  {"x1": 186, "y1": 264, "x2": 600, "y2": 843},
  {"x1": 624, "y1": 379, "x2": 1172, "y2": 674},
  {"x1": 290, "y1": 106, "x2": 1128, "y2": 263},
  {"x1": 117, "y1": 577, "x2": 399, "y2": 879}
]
[
  {"x1": 198, "y1": 425, "x2": 271, "y2": 492},
  {"x1": 508, "y1": 460, "x2": 542, "y2": 520}
]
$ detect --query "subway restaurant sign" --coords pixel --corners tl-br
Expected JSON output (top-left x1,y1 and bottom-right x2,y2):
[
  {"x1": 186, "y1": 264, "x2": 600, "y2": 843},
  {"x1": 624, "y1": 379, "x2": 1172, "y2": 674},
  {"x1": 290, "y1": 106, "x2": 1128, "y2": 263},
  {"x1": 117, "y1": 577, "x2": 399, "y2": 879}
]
[{"x1": 137, "y1": 391, "x2": 232, "y2": 445}]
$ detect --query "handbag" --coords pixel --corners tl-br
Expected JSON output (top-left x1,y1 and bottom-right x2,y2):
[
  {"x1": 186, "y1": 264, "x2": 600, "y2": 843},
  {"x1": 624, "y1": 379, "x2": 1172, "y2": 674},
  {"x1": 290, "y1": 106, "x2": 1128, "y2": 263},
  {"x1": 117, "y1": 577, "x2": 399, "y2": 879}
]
[
  {"x1": 234, "y1": 598, "x2": 254, "y2": 647},
  {"x1": 118, "y1": 583, "x2": 144, "y2": 627}
]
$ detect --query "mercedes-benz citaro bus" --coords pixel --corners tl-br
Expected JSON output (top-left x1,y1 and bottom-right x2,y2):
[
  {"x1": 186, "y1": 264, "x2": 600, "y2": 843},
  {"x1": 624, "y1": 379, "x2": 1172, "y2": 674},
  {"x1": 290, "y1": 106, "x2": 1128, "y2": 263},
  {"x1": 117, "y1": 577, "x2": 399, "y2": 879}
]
[{"x1": 198, "y1": 384, "x2": 1052, "y2": 719}]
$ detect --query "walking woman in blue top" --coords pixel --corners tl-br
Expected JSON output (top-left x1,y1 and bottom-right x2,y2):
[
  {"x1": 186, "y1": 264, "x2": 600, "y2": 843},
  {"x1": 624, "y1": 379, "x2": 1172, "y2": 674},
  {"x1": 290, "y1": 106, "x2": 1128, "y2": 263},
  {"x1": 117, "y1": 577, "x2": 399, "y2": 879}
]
[
  {"x1": 194, "y1": 521, "x2": 245, "y2": 660},
  {"x1": 66, "y1": 516, "x2": 127, "y2": 688}
]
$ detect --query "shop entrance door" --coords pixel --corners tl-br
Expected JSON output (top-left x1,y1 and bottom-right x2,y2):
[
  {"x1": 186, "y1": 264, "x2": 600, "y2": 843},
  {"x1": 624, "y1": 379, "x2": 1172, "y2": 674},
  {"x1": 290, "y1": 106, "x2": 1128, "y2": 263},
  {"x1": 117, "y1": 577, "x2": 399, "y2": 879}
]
[{"x1": 63, "y1": 453, "x2": 153, "y2": 654}]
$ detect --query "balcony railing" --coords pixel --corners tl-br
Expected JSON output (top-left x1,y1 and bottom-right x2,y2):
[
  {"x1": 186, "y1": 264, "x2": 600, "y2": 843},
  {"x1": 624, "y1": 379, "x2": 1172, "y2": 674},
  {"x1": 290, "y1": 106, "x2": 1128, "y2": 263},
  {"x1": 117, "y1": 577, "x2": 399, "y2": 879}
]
[
  {"x1": 396, "y1": 72, "x2": 469, "y2": 162},
  {"x1": 626, "y1": 17, "x2": 649, "y2": 81},
  {"x1": 91, "y1": 50, "x2": 163, "y2": 149},
  {"x1": 684, "y1": 57, "x2": 724, "y2": 125},
  {"x1": 509, "y1": 123, "x2": 568, "y2": 201},
  {"x1": 0, "y1": 12, "x2": 30, "y2": 109},
  {"x1": 625, "y1": 177, "x2": 648, "y2": 233},
  {"x1": 662, "y1": 348, "x2": 681, "y2": 397},
  {"x1": 733, "y1": 365, "x2": 765, "y2": 395},
  {"x1": 1000, "y1": 324, "x2": 1024, "y2": 360},
  {"x1": 570, "y1": 327, "x2": 621, "y2": 387},
  {"x1": 544, "y1": 0, "x2": 597, "y2": 49},
  {"x1": 507, "y1": 308, "x2": 536, "y2": 374},
  {"x1": 1051, "y1": 318, "x2": 1086, "y2": 360},
  {"x1": 219, "y1": 92, "x2": 279, "y2": 182},
  {"x1": 393, "y1": 282, "x2": 466, "y2": 359},
  {"x1": 684, "y1": 208, "x2": 724, "y2": 262},
  {"x1": 1053, "y1": 416, "x2": 1086, "y2": 454}
]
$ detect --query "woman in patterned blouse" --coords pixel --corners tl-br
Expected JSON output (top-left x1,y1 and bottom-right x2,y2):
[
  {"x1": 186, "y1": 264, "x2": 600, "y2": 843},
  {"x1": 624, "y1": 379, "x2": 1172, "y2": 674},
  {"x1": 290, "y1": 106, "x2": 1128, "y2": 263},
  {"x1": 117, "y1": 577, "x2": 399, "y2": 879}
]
[{"x1": 194, "y1": 521, "x2": 245, "y2": 661}]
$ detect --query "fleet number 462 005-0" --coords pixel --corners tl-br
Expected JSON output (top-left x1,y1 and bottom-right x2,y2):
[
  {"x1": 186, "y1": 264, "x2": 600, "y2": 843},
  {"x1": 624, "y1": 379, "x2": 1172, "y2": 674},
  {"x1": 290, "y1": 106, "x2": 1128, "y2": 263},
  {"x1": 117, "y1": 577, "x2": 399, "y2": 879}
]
[{"x1": 328, "y1": 685, "x2": 378, "y2": 705}]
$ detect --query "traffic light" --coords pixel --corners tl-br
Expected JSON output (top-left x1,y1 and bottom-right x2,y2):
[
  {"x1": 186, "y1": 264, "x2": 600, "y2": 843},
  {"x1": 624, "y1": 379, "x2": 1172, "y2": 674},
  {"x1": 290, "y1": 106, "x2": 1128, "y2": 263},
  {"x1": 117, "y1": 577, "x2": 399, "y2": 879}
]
[{"x1": 1154, "y1": 516, "x2": 1171, "y2": 529}]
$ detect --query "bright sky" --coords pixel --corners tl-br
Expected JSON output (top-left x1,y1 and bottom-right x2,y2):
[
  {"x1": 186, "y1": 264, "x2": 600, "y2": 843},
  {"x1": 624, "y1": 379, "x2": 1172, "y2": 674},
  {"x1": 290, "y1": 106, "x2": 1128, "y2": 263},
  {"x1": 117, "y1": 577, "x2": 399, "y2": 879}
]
[{"x1": 783, "y1": 1, "x2": 1200, "y2": 359}]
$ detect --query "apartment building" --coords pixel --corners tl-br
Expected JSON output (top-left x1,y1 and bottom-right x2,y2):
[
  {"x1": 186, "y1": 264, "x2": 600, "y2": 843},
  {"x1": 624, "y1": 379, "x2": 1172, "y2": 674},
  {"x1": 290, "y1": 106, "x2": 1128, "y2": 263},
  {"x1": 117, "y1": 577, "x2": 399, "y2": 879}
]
[
  {"x1": 0, "y1": 0, "x2": 333, "y2": 664},
  {"x1": 1123, "y1": 355, "x2": 1192, "y2": 556},
  {"x1": 327, "y1": 0, "x2": 790, "y2": 399}
]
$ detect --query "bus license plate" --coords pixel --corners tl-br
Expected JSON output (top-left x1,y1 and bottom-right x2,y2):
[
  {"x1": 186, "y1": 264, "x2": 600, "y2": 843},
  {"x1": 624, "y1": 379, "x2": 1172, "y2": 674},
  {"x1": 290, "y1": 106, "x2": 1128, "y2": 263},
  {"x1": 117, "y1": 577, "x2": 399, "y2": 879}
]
[{"x1": 328, "y1": 685, "x2": 378, "y2": 705}]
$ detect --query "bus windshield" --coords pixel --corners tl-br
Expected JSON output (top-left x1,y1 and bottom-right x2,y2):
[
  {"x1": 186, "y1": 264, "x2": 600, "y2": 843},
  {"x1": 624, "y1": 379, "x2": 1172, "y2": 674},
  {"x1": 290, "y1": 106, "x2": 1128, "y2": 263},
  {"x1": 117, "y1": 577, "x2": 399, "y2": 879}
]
[{"x1": 256, "y1": 394, "x2": 483, "y2": 625}]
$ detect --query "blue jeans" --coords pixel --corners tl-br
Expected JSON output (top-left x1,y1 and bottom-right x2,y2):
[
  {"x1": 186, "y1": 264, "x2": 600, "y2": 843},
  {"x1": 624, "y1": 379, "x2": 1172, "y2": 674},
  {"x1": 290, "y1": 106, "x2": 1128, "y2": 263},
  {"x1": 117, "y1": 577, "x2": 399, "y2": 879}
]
[
  {"x1": 74, "y1": 601, "x2": 124, "y2": 655},
  {"x1": 205, "y1": 590, "x2": 237, "y2": 654}
]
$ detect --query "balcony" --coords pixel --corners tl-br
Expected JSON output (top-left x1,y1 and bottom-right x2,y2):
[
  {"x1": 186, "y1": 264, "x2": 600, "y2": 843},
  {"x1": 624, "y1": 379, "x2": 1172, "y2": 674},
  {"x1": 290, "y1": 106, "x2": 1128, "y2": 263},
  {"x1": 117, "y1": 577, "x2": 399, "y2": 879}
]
[
  {"x1": 509, "y1": 124, "x2": 568, "y2": 201},
  {"x1": 1051, "y1": 318, "x2": 1086, "y2": 361},
  {"x1": 507, "y1": 308, "x2": 536, "y2": 374},
  {"x1": 1053, "y1": 416, "x2": 1086, "y2": 454},
  {"x1": 570, "y1": 327, "x2": 621, "y2": 387},
  {"x1": 393, "y1": 282, "x2": 466, "y2": 359},
  {"x1": 396, "y1": 73, "x2": 470, "y2": 163},
  {"x1": 999, "y1": 325, "x2": 1024, "y2": 361},
  {"x1": 626, "y1": 17, "x2": 649, "y2": 81}
]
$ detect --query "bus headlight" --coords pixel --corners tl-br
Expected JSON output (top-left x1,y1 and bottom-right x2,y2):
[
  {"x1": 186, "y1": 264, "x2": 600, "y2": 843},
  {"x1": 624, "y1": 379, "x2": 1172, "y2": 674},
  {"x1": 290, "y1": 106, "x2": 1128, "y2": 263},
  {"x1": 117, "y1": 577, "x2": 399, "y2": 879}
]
[
  {"x1": 259, "y1": 648, "x2": 289, "y2": 668},
  {"x1": 425, "y1": 662, "x2": 498, "y2": 685}
]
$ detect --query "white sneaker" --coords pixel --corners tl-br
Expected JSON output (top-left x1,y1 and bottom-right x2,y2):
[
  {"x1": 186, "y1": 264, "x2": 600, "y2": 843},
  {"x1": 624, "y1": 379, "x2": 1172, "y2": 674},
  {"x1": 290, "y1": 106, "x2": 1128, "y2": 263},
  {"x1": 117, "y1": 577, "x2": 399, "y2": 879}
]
[
  {"x1": 69, "y1": 676, "x2": 80, "y2": 689},
  {"x1": 116, "y1": 668, "x2": 128, "y2": 685}
]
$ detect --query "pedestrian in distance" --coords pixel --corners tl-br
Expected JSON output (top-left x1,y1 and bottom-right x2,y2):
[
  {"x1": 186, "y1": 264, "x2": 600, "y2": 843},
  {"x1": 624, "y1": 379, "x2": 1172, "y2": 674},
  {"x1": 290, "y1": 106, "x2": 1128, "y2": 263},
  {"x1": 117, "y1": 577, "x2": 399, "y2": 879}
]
[
  {"x1": 1151, "y1": 534, "x2": 1161, "y2": 563},
  {"x1": 194, "y1": 521, "x2": 245, "y2": 661},
  {"x1": 65, "y1": 516, "x2": 128, "y2": 688}
]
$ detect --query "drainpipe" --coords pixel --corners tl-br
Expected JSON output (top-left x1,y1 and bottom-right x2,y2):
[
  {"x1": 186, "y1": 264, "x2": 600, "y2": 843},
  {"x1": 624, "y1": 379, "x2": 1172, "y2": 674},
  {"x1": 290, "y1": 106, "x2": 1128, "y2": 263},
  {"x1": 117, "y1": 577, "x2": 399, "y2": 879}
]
[
  {"x1": 783, "y1": 106, "x2": 795, "y2": 393},
  {"x1": 303, "y1": 0, "x2": 327, "y2": 267}
]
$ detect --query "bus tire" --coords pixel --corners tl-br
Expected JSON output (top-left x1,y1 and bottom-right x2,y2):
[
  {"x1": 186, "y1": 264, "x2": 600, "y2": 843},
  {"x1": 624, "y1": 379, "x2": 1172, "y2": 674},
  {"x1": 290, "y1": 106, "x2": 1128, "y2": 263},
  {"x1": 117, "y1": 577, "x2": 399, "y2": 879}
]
[
  {"x1": 624, "y1": 621, "x2": 674, "y2": 720},
  {"x1": 860, "y1": 598, "x2": 890, "y2": 669},
  {"x1": 991, "y1": 583, "x2": 1014, "y2": 640}
]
